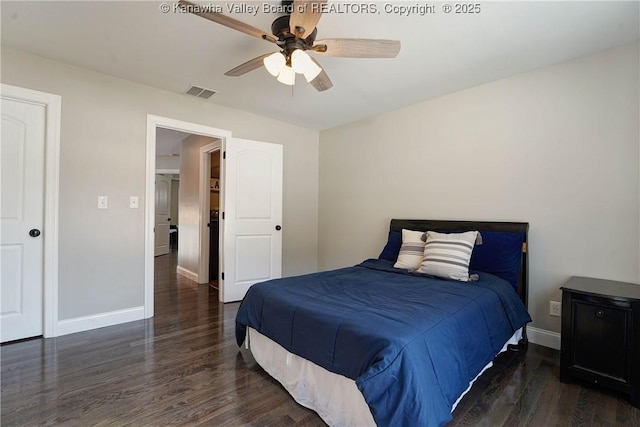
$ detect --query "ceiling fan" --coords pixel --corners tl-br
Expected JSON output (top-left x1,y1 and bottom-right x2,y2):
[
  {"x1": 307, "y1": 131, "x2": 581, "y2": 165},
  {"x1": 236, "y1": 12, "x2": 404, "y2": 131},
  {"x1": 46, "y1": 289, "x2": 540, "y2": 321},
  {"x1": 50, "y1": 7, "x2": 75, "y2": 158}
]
[{"x1": 178, "y1": 0, "x2": 401, "y2": 91}]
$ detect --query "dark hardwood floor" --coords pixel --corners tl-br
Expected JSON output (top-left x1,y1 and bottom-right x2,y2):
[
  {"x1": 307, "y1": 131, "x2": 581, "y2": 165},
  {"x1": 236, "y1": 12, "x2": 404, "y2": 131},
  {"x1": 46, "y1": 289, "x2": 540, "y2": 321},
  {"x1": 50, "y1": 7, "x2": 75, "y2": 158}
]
[{"x1": 2, "y1": 252, "x2": 639, "y2": 426}]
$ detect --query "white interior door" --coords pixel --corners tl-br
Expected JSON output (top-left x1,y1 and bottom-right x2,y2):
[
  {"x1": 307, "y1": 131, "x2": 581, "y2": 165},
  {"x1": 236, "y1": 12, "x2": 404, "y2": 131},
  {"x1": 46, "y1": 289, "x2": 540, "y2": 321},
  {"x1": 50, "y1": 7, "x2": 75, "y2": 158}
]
[
  {"x1": 154, "y1": 174, "x2": 172, "y2": 256},
  {"x1": 1, "y1": 96, "x2": 46, "y2": 342},
  {"x1": 221, "y1": 138, "x2": 283, "y2": 302}
]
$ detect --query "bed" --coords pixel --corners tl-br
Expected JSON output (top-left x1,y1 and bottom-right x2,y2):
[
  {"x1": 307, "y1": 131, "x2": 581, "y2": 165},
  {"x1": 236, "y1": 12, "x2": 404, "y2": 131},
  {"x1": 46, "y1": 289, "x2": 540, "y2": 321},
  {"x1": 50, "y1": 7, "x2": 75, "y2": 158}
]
[{"x1": 235, "y1": 219, "x2": 532, "y2": 426}]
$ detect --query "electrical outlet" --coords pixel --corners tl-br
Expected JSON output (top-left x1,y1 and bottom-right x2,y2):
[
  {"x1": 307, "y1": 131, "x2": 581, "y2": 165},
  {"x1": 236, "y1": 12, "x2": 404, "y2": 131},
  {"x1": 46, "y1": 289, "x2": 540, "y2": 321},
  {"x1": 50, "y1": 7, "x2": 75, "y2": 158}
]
[
  {"x1": 98, "y1": 195, "x2": 108, "y2": 209},
  {"x1": 550, "y1": 301, "x2": 561, "y2": 317}
]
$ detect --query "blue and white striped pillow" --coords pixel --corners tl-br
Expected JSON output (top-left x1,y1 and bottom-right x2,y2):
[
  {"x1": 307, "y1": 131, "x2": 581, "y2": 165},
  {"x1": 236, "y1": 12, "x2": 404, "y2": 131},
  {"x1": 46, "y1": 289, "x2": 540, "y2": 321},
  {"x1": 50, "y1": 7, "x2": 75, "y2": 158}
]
[
  {"x1": 393, "y1": 229, "x2": 427, "y2": 270},
  {"x1": 417, "y1": 231, "x2": 478, "y2": 281}
]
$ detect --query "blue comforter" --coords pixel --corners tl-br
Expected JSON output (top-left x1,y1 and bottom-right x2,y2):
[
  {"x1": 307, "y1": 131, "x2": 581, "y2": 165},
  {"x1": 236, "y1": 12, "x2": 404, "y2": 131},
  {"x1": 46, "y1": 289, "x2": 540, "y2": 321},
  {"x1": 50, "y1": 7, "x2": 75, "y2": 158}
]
[{"x1": 235, "y1": 259, "x2": 531, "y2": 426}]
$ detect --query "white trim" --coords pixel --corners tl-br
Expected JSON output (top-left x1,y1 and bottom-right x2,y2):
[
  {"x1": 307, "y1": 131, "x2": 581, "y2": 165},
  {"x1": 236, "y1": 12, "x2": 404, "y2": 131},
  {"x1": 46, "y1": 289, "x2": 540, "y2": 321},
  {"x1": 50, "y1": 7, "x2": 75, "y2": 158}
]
[
  {"x1": 57, "y1": 306, "x2": 144, "y2": 337},
  {"x1": 198, "y1": 141, "x2": 222, "y2": 283},
  {"x1": 176, "y1": 266, "x2": 199, "y2": 282},
  {"x1": 1, "y1": 84, "x2": 61, "y2": 338},
  {"x1": 156, "y1": 168, "x2": 180, "y2": 175},
  {"x1": 527, "y1": 326, "x2": 561, "y2": 350},
  {"x1": 145, "y1": 115, "x2": 232, "y2": 318},
  {"x1": 145, "y1": 120, "x2": 156, "y2": 318}
]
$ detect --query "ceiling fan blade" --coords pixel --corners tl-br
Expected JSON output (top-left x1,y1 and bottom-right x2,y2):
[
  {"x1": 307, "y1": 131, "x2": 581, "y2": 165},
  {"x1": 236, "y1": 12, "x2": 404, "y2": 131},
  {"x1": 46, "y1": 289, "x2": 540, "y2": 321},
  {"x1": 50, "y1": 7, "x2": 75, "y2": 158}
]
[
  {"x1": 178, "y1": 0, "x2": 276, "y2": 43},
  {"x1": 309, "y1": 58, "x2": 333, "y2": 92},
  {"x1": 313, "y1": 39, "x2": 401, "y2": 58},
  {"x1": 224, "y1": 53, "x2": 273, "y2": 77},
  {"x1": 289, "y1": 0, "x2": 327, "y2": 39}
]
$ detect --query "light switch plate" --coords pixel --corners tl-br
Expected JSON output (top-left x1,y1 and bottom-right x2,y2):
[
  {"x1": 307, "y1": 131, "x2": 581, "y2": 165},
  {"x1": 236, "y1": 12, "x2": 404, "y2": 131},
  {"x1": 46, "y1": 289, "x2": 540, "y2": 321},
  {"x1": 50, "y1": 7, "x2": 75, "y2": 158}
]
[
  {"x1": 98, "y1": 196, "x2": 108, "y2": 209},
  {"x1": 129, "y1": 196, "x2": 139, "y2": 209}
]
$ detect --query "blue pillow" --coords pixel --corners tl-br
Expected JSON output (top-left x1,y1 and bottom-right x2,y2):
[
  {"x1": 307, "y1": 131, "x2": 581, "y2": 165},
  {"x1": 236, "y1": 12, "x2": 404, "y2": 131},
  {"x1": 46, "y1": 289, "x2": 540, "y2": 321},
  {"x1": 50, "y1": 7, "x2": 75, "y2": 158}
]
[
  {"x1": 469, "y1": 231, "x2": 525, "y2": 289},
  {"x1": 379, "y1": 229, "x2": 525, "y2": 289},
  {"x1": 378, "y1": 230, "x2": 402, "y2": 261}
]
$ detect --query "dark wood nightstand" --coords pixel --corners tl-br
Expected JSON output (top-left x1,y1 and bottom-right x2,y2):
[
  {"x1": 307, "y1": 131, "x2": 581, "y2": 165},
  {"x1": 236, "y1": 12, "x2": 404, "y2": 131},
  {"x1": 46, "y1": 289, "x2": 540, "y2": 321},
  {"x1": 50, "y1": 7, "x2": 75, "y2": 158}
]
[{"x1": 560, "y1": 276, "x2": 640, "y2": 408}]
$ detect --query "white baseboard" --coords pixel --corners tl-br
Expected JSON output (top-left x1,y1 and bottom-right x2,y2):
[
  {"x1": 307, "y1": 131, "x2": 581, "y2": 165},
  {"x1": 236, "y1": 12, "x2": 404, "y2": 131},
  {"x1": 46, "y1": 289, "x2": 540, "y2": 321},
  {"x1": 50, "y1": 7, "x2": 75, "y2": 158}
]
[
  {"x1": 527, "y1": 326, "x2": 561, "y2": 350},
  {"x1": 57, "y1": 306, "x2": 145, "y2": 336},
  {"x1": 176, "y1": 265, "x2": 199, "y2": 282}
]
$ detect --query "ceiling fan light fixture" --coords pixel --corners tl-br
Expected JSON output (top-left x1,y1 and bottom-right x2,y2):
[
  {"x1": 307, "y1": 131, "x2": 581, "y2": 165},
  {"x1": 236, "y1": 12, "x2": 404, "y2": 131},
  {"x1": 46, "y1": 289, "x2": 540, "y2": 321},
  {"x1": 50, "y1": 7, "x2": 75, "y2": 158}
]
[
  {"x1": 290, "y1": 49, "x2": 322, "y2": 82},
  {"x1": 290, "y1": 50, "x2": 310, "y2": 73},
  {"x1": 181, "y1": 0, "x2": 400, "y2": 92},
  {"x1": 264, "y1": 52, "x2": 286, "y2": 77},
  {"x1": 277, "y1": 65, "x2": 296, "y2": 85},
  {"x1": 302, "y1": 61, "x2": 322, "y2": 82}
]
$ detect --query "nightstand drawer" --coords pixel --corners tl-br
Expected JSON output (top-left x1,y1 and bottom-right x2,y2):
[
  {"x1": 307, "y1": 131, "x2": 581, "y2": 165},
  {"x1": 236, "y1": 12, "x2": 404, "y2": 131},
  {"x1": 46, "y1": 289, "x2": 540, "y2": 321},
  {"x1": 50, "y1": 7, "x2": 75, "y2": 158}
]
[
  {"x1": 572, "y1": 300, "x2": 630, "y2": 381},
  {"x1": 560, "y1": 276, "x2": 640, "y2": 408}
]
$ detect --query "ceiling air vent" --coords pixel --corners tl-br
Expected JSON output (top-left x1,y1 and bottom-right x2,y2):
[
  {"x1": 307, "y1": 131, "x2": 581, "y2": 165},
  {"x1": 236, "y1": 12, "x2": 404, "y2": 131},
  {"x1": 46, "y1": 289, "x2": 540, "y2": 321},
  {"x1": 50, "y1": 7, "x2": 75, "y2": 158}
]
[{"x1": 185, "y1": 85, "x2": 217, "y2": 99}]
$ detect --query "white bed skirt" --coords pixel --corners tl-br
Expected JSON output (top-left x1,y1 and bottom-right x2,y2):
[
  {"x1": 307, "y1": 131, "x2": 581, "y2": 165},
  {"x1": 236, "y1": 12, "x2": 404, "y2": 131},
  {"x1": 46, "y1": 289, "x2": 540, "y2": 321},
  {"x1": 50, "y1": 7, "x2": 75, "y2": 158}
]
[{"x1": 247, "y1": 327, "x2": 523, "y2": 427}]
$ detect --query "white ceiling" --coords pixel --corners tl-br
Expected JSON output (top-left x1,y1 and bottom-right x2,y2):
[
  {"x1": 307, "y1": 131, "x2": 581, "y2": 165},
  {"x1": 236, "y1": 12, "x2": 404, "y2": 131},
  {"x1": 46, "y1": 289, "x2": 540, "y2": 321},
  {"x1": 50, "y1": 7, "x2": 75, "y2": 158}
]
[{"x1": 2, "y1": 1, "x2": 638, "y2": 130}]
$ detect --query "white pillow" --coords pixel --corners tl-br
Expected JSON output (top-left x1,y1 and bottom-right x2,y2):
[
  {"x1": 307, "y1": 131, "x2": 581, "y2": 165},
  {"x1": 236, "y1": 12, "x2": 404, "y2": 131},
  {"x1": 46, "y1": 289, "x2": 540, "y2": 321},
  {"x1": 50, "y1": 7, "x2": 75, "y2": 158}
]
[
  {"x1": 393, "y1": 229, "x2": 427, "y2": 271},
  {"x1": 417, "y1": 230, "x2": 478, "y2": 281}
]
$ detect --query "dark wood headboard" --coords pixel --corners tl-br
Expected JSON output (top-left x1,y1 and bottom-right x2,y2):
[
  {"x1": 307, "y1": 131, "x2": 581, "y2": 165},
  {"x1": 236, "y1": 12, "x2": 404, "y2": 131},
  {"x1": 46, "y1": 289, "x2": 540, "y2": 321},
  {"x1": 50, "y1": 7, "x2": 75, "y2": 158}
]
[{"x1": 389, "y1": 219, "x2": 529, "y2": 308}]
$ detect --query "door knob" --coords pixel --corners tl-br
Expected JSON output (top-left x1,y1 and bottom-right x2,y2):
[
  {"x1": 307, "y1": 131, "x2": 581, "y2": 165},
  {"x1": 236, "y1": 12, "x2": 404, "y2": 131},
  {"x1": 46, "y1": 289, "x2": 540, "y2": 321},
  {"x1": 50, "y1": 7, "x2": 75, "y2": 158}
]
[
  {"x1": 168, "y1": 218, "x2": 171, "y2": 221},
  {"x1": 275, "y1": 225, "x2": 282, "y2": 231},
  {"x1": 29, "y1": 229, "x2": 41, "y2": 237}
]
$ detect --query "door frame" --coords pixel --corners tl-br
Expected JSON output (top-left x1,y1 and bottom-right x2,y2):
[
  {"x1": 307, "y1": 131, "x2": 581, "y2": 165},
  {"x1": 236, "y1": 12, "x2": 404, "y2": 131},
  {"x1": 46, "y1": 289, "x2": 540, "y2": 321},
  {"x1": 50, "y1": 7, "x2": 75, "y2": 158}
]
[
  {"x1": 144, "y1": 115, "x2": 231, "y2": 318},
  {"x1": 1, "y1": 83, "x2": 61, "y2": 338},
  {"x1": 198, "y1": 142, "x2": 222, "y2": 284}
]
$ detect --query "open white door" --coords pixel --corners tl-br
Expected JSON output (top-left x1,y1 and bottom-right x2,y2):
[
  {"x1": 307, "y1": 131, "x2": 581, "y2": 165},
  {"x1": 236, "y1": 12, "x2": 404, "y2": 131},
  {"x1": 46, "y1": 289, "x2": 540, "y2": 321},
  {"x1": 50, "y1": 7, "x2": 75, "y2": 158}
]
[
  {"x1": 1, "y1": 95, "x2": 46, "y2": 342},
  {"x1": 154, "y1": 174, "x2": 172, "y2": 256},
  {"x1": 221, "y1": 138, "x2": 283, "y2": 302}
]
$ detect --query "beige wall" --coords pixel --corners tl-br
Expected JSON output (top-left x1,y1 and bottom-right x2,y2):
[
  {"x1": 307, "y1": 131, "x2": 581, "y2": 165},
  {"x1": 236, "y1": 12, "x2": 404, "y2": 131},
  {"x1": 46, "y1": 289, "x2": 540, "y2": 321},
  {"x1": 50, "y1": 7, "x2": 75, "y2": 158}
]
[
  {"x1": 1, "y1": 47, "x2": 319, "y2": 321},
  {"x1": 318, "y1": 43, "x2": 640, "y2": 334},
  {"x1": 177, "y1": 135, "x2": 216, "y2": 276},
  {"x1": 156, "y1": 155, "x2": 180, "y2": 170}
]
